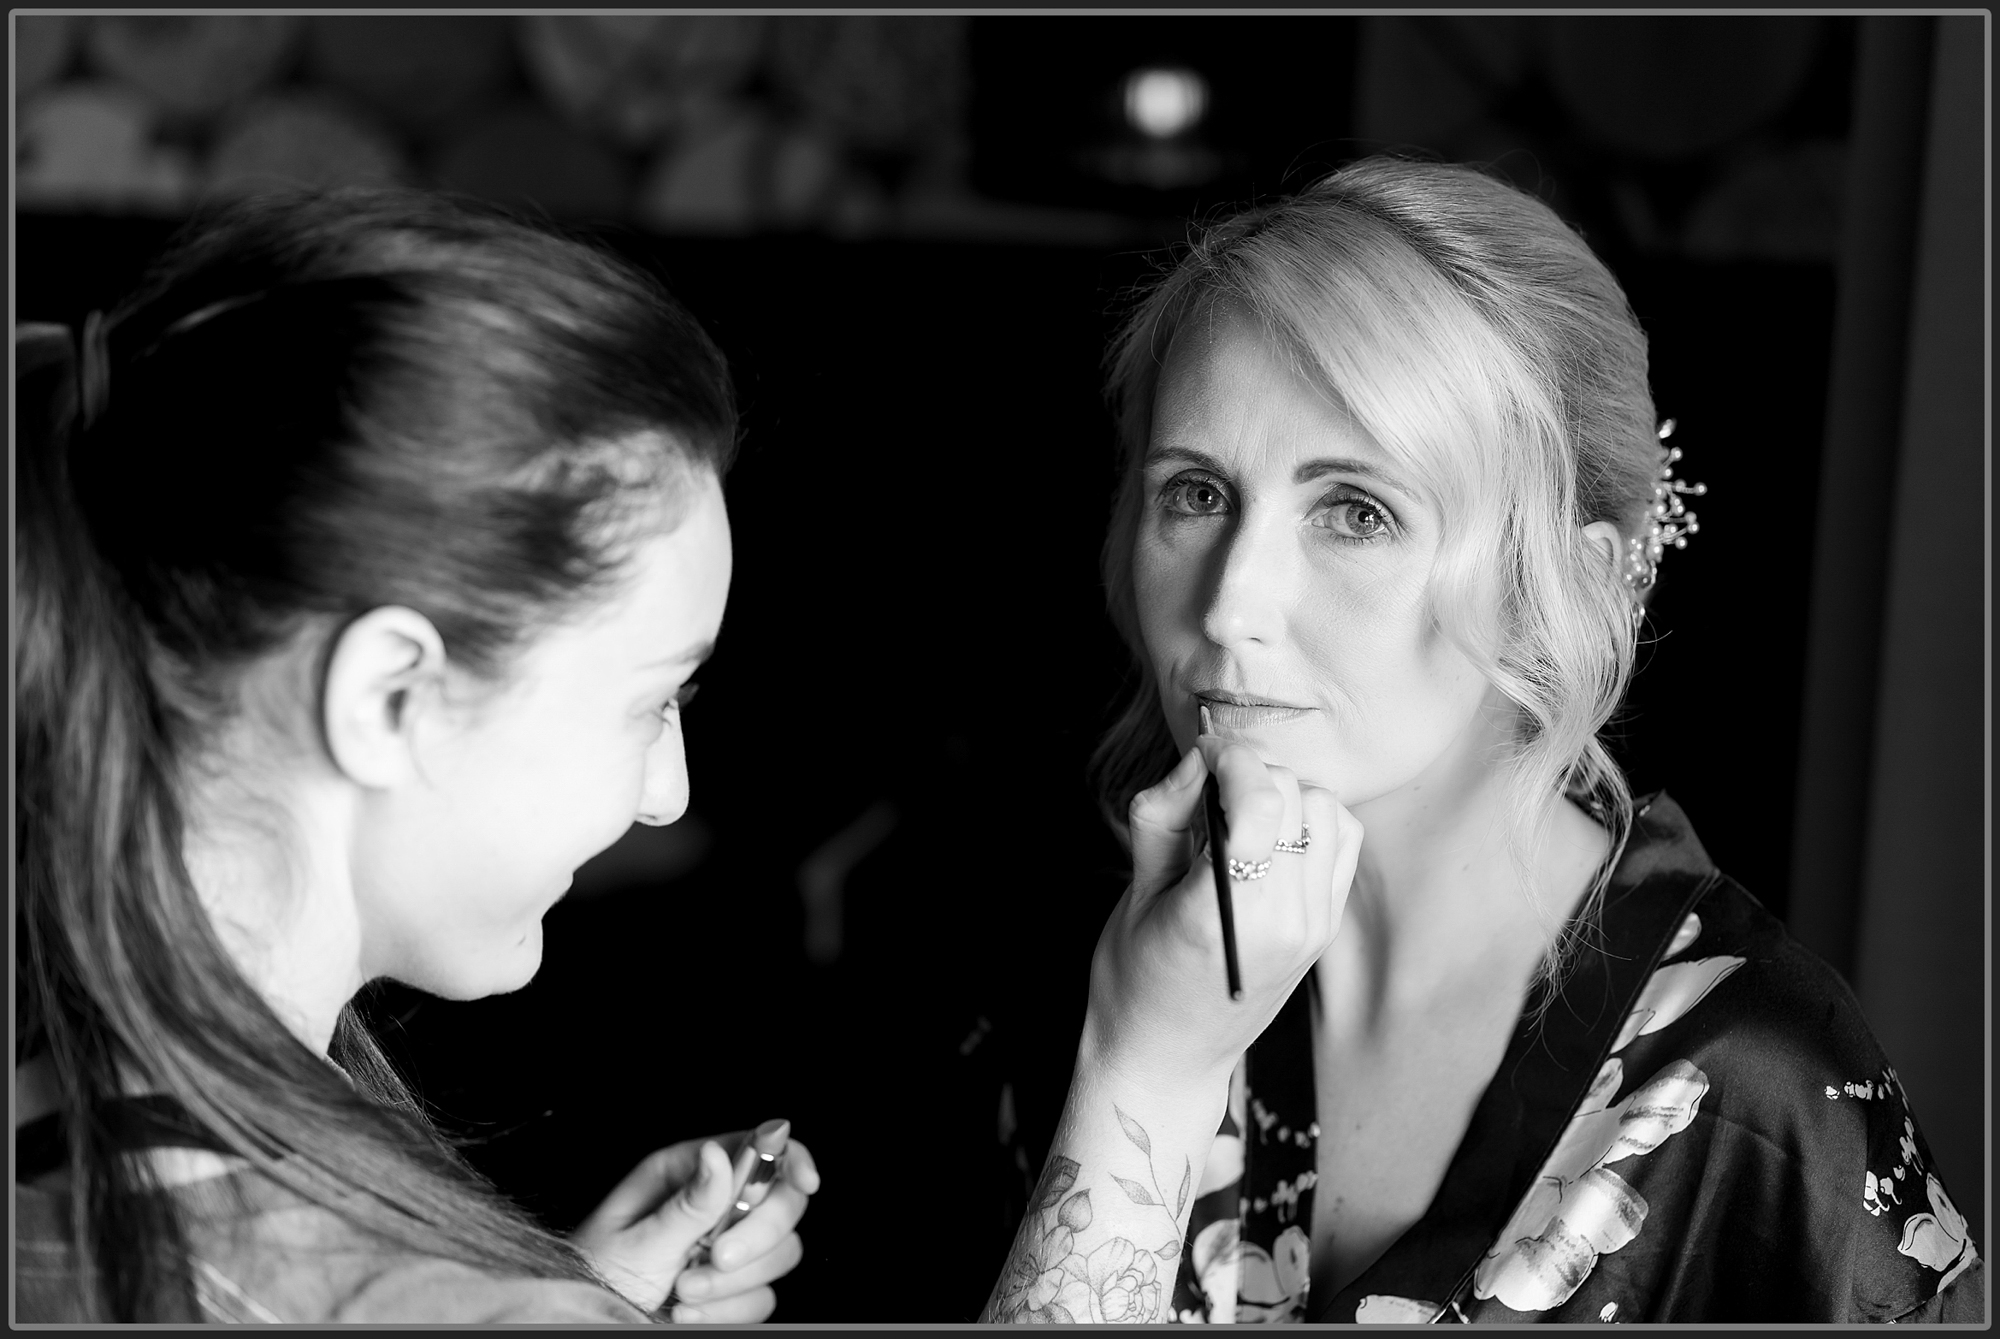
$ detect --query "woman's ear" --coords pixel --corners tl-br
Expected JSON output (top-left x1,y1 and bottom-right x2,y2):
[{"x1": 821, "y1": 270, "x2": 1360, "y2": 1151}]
[
  {"x1": 1581, "y1": 520, "x2": 1623, "y2": 576},
  {"x1": 321, "y1": 607, "x2": 450, "y2": 789}
]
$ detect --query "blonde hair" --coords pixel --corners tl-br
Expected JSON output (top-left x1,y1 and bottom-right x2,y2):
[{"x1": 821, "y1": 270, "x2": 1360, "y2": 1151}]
[{"x1": 1094, "y1": 156, "x2": 1666, "y2": 973}]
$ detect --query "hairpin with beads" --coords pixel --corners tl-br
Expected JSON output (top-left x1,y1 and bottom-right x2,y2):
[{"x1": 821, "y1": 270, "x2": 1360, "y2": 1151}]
[{"x1": 1624, "y1": 418, "x2": 1705, "y2": 594}]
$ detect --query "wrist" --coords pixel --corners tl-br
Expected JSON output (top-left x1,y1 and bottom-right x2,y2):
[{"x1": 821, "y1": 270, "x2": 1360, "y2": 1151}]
[{"x1": 1074, "y1": 1015, "x2": 1236, "y2": 1123}]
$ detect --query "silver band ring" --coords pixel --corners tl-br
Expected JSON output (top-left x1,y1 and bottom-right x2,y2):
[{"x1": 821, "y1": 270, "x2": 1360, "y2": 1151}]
[
  {"x1": 1228, "y1": 857, "x2": 1272, "y2": 882},
  {"x1": 1272, "y1": 825, "x2": 1311, "y2": 855}
]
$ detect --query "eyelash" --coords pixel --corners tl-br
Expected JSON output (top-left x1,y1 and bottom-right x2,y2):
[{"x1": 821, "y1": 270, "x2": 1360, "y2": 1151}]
[
  {"x1": 660, "y1": 682, "x2": 701, "y2": 719},
  {"x1": 1156, "y1": 472, "x2": 1397, "y2": 542}
]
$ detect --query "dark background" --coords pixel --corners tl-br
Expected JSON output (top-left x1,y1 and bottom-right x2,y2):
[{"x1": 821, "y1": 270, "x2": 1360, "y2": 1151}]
[{"x1": 14, "y1": 14, "x2": 1982, "y2": 1322}]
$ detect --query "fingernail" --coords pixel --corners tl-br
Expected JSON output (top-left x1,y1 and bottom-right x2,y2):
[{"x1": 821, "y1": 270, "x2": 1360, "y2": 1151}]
[
  {"x1": 673, "y1": 1304, "x2": 705, "y2": 1323},
  {"x1": 676, "y1": 1273, "x2": 708, "y2": 1300}
]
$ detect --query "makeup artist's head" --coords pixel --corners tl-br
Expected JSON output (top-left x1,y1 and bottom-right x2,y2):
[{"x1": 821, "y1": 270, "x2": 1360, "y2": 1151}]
[
  {"x1": 20, "y1": 189, "x2": 738, "y2": 1058},
  {"x1": 1093, "y1": 157, "x2": 1662, "y2": 839}
]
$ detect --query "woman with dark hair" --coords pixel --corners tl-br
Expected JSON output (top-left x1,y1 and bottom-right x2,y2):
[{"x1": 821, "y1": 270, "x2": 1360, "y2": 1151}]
[
  {"x1": 983, "y1": 158, "x2": 1980, "y2": 1324},
  {"x1": 14, "y1": 191, "x2": 816, "y2": 1322}
]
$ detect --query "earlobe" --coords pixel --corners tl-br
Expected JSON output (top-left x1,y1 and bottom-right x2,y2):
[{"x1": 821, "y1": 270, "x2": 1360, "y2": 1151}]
[{"x1": 321, "y1": 607, "x2": 450, "y2": 789}]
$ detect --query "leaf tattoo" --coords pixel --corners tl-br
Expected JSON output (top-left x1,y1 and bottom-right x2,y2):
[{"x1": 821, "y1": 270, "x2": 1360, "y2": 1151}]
[
  {"x1": 1113, "y1": 1173, "x2": 1158, "y2": 1206},
  {"x1": 1115, "y1": 1104, "x2": 1153, "y2": 1156},
  {"x1": 1035, "y1": 1155, "x2": 1080, "y2": 1212},
  {"x1": 980, "y1": 1109, "x2": 1191, "y2": 1323}
]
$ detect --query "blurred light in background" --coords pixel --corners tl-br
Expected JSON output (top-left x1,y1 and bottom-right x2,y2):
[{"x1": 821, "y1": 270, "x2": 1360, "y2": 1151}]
[
  {"x1": 1122, "y1": 65, "x2": 1207, "y2": 140},
  {"x1": 15, "y1": 14, "x2": 1862, "y2": 259}
]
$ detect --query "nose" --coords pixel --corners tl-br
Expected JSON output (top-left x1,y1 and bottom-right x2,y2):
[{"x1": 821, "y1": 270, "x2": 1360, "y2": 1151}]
[
  {"x1": 634, "y1": 721, "x2": 691, "y2": 827},
  {"x1": 1201, "y1": 508, "x2": 1294, "y2": 650}
]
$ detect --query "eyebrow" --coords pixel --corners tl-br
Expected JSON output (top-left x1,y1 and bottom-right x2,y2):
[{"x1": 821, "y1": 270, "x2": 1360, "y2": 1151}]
[{"x1": 1145, "y1": 445, "x2": 1414, "y2": 496}]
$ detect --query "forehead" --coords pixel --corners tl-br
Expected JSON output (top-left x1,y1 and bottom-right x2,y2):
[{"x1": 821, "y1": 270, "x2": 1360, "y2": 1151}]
[
  {"x1": 1149, "y1": 305, "x2": 1393, "y2": 474},
  {"x1": 605, "y1": 474, "x2": 730, "y2": 634},
  {"x1": 521, "y1": 472, "x2": 731, "y2": 676}
]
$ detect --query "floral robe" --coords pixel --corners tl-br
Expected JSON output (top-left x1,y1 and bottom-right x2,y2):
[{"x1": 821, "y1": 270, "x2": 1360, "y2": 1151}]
[{"x1": 1170, "y1": 794, "x2": 1983, "y2": 1324}]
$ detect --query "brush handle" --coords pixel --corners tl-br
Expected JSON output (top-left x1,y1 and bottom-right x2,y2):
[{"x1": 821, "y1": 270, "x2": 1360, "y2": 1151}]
[{"x1": 1203, "y1": 774, "x2": 1244, "y2": 1000}]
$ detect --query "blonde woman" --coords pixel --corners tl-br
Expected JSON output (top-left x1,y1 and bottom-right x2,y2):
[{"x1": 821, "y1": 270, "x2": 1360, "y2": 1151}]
[{"x1": 984, "y1": 158, "x2": 1979, "y2": 1324}]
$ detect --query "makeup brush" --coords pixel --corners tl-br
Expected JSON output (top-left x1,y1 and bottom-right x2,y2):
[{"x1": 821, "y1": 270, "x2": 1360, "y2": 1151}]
[{"x1": 1199, "y1": 703, "x2": 1244, "y2": 1001}]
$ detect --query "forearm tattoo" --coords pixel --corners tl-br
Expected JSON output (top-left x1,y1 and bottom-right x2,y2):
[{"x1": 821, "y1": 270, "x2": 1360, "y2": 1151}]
[{"x1": 984, "y1": 1106, "x2": 1192, "y2": 1323}]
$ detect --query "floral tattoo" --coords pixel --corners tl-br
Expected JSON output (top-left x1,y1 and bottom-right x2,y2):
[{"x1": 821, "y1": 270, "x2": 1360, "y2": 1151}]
[{"x1": 985, "y1": 1106, "x2": 1192, "y2": 1324}]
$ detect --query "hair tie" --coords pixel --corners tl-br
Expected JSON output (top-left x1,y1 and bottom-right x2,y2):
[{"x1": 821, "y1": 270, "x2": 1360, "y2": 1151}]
[
  {"x1": 75, "y1": 292, "x2": 276, "y2": 432},
  {"x1": 79, "y1": 309, "x2": 110, "y2": 430},
  {"x1": 159, "y1": 290, "x2": 271, "y2": 343}
]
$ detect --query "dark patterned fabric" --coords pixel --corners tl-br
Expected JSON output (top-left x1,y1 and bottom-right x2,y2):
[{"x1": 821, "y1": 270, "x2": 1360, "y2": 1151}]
[
  {"x1": 1169, "y1": 794, "x2": 1984, "y2": 1324},
  {"x1": 13, "y1": 1095, "x2": 650, "y2": 1324}
]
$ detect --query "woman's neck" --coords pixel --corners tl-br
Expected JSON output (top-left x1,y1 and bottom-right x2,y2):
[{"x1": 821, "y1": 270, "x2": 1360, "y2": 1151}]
[
  {"x1": 1326, "y1": 755, "x2": 1609, "y2": 1030},
  {"x1": 182, "y1": 769, "x2": 366, "y2": 1056}
]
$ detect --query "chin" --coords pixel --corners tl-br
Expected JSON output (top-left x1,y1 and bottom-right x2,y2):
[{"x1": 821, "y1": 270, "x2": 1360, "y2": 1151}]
[
  {"x1": 422, "y1": 924, "x2": 546, "y2": 1001},
  {"x1": 492, "y1": 922, "x2": 547, "y2": 995}
]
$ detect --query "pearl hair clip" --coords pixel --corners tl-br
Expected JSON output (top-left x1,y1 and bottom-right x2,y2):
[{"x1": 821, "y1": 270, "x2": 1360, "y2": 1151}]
[{"x1": 1624, "y1": 418, "x2": 1705, "y2": 593}]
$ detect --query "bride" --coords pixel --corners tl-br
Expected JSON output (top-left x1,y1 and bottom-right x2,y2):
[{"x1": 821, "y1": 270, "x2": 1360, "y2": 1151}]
[{"x1": 984, "y1": 156, "x2": 1980, "y2": 1325}]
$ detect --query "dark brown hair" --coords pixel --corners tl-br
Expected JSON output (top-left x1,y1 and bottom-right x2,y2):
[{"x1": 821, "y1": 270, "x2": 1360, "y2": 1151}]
[{"x1": 15, "y1": 189, "x2": 737, "y2": 1318}]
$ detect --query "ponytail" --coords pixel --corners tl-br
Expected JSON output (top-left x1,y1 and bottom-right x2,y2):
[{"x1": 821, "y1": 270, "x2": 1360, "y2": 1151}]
[{"x1": 17, "y1": 322, "x2": 213, "y2": 1315}]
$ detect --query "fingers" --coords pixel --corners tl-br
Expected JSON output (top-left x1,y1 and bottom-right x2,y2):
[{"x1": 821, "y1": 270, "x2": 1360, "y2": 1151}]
[
  {"x1": 1325, "y1": 800, "x2": 1365, "y2": 923},
  {"x1": 575, "y1": 1138, "x2": 734, "y2": 1312},
  {"x1": 673, "y1": 1231, "x2": 804, "y2": 1307},
  {"x1": 670, "y1": 1137, "x2": 817, "y2": 1317},
  {"x1": 1296, "y1": 784, "x2": 1348, "y2": 947},
  {"x1": 1128, "y1": 744, "x2": 1209, "y2": 897},
  {"x1": 1263, "y1": 765, "x2": 1304, "y2": 856},
  {"x1": 660, "y1": 1139, "x2": 737, "y2": 1240},
  {"x1": 707, "y1": 1174, "x2": 812, "y2": 1274},
  {"x1": 632, "y1": 1138, "x2": 733, "y2": 1275},
  {"x1": 1197, "y1": 738, "x2": 1287, "y2": 863},
  {"x1": 580, "y1": 1137, "x2": 705, "y2": 1232},
  {"x1": 778, "y1": 1136, "x2": 821, "y2": 1196},
  {"x1": 670, "y1": 1285, "x2": 777, "y2": 1324}
]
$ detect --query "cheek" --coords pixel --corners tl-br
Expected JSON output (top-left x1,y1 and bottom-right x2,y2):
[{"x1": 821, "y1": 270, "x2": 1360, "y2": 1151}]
[
  {"x1": 1289, "y1": 560, "x2": 1411, "y2": 683},
  {"x1": 1295, "y1": 562, "x2": 1484, "y2": 731},
  {"x1": 1133, "y1": 532, "x2": 1200, "y2": 663},
  {"x1": 444, "y1": 729, "x2": 642, "y2": 874}
]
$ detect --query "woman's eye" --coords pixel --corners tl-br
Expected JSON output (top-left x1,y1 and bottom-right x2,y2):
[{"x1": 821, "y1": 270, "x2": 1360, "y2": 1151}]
[
  {"x1": 660, "y1": 681, "x2": 700, "y2": 718},
  {"x1": 1317, "y1": 495, "x2": 1393, "y2": 541},
  {"x1": 1162, "y1": 474, "x2": 1232, "y2": 516}
]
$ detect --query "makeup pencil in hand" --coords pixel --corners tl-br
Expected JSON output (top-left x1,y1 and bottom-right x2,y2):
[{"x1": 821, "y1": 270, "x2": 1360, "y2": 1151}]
[{"x1": 1200, "y1": 703, "x2": 1244, "y2": 1001}]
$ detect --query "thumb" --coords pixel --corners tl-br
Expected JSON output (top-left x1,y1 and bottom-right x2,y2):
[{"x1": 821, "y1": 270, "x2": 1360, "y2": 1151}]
[
  {"x1": 650, "y1": 1139, "x2": 736, "y2": 1257},
  {"x1": 1128, "y1": 744, "x2": 1208, "y2": 899},
  {"x1": 577, "y1": 1139, "x2": 736, "y2": 1313}
]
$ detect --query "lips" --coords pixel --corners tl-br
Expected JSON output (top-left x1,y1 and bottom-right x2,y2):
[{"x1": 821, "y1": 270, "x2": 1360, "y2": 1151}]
[{"x1": 1194, "y1": 690, "x2": 1315, "y2": 729}]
